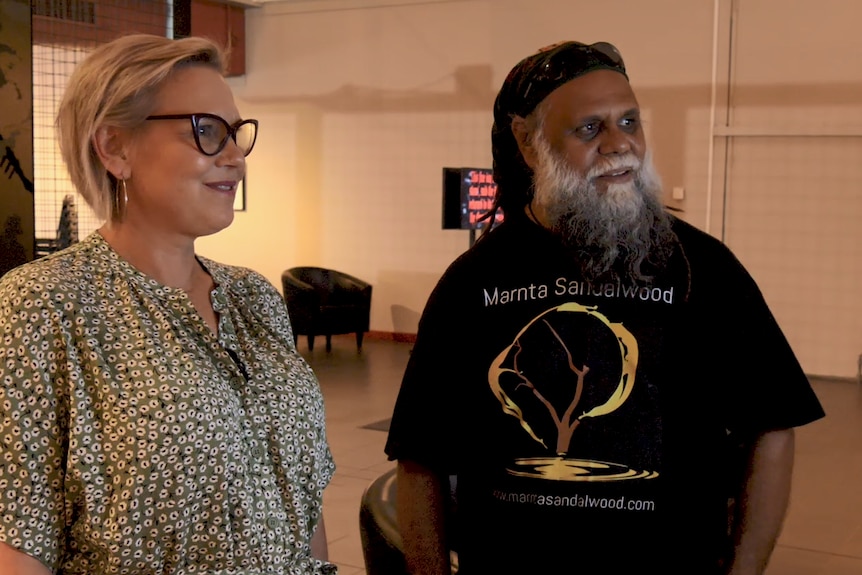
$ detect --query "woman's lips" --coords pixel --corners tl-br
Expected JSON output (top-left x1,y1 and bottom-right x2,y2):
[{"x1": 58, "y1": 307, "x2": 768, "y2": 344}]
[{"x1": 207, "y1": 181, "x2": 237, "y2": 194}]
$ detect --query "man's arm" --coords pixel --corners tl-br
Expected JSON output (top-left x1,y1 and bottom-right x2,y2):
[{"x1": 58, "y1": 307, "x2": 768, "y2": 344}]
[
  {"x1": 0, "y1": 542, "x2": 51, "y2": 575},
  {"x1": 396, "y1": 460, "x2": 451, "y2": 575},
  {"x1": 727, "y1": 427, "x2": 795, "y2": 575}
]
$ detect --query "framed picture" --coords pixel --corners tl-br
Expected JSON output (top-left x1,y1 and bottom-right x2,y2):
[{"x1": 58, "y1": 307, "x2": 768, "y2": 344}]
[{"x1": 234, "y1": 176, "x2": 246, "y2": 211}]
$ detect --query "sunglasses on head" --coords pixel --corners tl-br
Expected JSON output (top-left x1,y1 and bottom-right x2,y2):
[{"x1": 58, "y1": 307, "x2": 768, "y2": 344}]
[
  {"x1": 145, "y1": 113, "x2": 259, "y2": 156},
  {"x1": 517, "y1": 41, "x2": 626, "y2": 115}
]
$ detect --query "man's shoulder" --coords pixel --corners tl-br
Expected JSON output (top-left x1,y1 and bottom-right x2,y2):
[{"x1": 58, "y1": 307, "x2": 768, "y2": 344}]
[
  {"x1": 670, "y1": 214, "x2": 742, "y2": 267},
  {"x1": 454, "y1": 218, "x2": 546, "y2": 264},
  {"x1": 668, "y1": 214, "x2": 760, "y2": 298},
  {"x1": 670, "y1": 214, "x2": 723, "y2": 248}
]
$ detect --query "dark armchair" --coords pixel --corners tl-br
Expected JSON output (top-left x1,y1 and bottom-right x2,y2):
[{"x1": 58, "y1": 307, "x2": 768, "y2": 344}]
[
  {"x1": 359, "y1": 467, "x2": 459, "y2": 575},
  {"x1": 281, "y1": 266, "x2": 372, "y2": 352}
]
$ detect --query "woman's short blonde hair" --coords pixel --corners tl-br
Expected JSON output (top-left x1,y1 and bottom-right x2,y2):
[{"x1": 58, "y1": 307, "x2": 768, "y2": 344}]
[{"x1": 56, "y1": 34, "x2": 227, "y2": 222}]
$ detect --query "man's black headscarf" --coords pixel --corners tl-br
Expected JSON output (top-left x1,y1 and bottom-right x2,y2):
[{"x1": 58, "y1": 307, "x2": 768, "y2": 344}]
[{"x1": 490, "y1": 41, "x2": 628, "y2": 222}]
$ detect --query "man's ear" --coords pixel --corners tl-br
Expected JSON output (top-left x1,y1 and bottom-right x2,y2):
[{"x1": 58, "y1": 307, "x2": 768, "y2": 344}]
[
  {"x1": 92, "y1": 125, "x2": 130, "y2": 180},
  {"x1": 510, "y1": 116, "x2": 538, "y2": 170}
]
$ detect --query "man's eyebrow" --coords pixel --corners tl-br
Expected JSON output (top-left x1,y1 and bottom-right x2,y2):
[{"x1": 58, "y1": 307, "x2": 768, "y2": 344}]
[
  {"x1": 575, "y1": 114, "x2": 604, "y2": 125},
  {"x1": 574, "y1": 107, "x2": 640, "y2": 123}
]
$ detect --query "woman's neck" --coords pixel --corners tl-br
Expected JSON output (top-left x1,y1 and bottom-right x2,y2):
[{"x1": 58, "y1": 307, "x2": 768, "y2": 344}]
[{"x1": 99, "y1": 222, "x2": 204, "y2": 291}]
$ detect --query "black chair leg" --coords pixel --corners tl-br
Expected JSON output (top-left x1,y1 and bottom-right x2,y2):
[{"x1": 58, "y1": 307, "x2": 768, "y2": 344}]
[
  {"x1": 307, "y1": 335, "x2": 315, "y2": 351},
  {"x1": 356, "y1": 331, "x2": 364, "y2": 351},
  {"x1": 325, "y1": 335, "x2": 332, "y2": 352}
]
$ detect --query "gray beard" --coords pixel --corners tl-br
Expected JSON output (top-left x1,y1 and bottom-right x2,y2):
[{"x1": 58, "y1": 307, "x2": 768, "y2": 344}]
[{"x1": 531, "y1": 135, "x2": 675, "y2": 284}]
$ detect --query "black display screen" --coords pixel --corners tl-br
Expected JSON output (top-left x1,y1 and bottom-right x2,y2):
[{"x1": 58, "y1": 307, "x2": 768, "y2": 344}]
[{"x1": 442, "y1": 167, "x2": 503, "y2": 230}]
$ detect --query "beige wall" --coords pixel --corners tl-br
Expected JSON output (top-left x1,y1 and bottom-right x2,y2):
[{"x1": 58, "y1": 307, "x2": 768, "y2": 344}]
[
  {"x1": 712, "y1": 0, "x2": 862, "y2": 380},
  {"x1": 196, "y1": 0, "x2": 862, "y2": 379}
]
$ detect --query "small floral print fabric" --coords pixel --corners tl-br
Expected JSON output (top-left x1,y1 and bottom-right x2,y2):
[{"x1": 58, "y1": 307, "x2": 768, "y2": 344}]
[{"x1": 0, "y1": 232, "x2": 336, "y2": 574}]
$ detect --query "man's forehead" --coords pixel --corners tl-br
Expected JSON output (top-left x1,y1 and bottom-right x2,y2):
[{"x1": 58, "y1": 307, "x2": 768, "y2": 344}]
[{"x1": 540, "y1": 70, "x2": 639, "y2": 117}]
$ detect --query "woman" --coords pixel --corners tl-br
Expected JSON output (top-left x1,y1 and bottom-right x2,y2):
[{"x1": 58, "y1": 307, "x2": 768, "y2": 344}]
[{"x1": 0, "y1": 34, "x2": 336, "y2": 574}]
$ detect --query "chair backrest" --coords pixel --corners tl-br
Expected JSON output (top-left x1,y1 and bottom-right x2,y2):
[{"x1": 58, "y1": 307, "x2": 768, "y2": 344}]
[
  {"x1": 292, "y1": 267, "x2": 337, "y2": 292},
  {"x1": 56, "y1": 194, "x2": 79, "y2": 250},
  {"x1": 282, "y1": 267, "x2": 372, "y2": 341},
  {"x1": 285, "y1": 267, "x2": 371, "y2": 305}
]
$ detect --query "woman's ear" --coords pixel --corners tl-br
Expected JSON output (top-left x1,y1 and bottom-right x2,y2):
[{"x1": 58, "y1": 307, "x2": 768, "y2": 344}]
[
  {"x1": 92, "y1": 125, "x2": 130, "y2": 179},
  {"x1": 511, "y1": 116, "x2": 538, "y2": 170}
]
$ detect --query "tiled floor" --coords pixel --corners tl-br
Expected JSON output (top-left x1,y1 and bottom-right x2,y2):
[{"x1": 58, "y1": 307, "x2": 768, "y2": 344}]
[{"x1": 305, "y1": 335, "x2": 862, "y2": 575}]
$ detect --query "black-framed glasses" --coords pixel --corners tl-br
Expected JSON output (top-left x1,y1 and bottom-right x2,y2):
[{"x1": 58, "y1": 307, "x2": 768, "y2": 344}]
[
  {"x1": 145, "y1": 113, "x2": 259, "y2": 156},
  {"x1": 517, "y1": 41, "x2": 626, "y2": 116}
]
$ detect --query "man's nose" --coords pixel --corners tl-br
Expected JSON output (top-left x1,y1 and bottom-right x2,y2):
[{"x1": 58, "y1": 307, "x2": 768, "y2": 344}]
[{"x1": 598, "y1": 126, "x2": 632, "y2": 155}]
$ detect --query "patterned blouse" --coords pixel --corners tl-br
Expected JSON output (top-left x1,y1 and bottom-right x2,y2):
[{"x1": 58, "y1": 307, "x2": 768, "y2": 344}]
[{"x1": 0, "y1": 232, "x2": 336, "y2": 574}]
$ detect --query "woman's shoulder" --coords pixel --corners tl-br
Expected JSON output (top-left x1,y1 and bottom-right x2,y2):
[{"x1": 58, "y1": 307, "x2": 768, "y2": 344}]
[
  {"x1": 0, "y1": 233, "x2": 105, "y2": 301},
  {"x1": 197, "y1": 257, "x2": 278, "y2": 297}
]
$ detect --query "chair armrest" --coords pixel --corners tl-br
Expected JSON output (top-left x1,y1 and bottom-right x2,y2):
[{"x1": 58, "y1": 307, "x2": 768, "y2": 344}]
[{"x1": 282, "y1": 272, "x2": 323, "y2": 333}]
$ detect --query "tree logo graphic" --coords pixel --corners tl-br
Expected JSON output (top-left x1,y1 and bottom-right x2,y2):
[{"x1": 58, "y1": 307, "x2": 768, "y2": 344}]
[{"x1": 488, "y1": 302, "x2": 658, "y2": 482}]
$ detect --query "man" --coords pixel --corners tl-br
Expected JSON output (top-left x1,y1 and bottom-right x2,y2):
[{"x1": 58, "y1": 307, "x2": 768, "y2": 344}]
[{"x1": 384, "y1": 40, "x2": 825, "y2": 574}]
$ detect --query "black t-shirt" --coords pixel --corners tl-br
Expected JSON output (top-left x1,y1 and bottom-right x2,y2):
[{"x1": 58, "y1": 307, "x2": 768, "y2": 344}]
[{"x1": 385, "y1": 215, "x2": 824, "y2": 574}]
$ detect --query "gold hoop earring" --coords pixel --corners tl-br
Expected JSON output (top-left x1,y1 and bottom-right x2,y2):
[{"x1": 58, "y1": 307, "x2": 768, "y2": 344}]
[{"x1": 112, "y1": 177, "x2": 128, "y2": 222}]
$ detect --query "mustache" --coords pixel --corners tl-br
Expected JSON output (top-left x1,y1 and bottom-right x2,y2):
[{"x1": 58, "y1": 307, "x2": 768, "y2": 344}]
[{"x1": 585, "y1": 154, "x2": 642, "y2": 180}]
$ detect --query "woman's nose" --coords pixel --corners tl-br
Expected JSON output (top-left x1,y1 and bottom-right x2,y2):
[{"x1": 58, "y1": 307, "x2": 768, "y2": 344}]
[{"x1": 217, "y1": 136, "x2": 246, "y2": 167}]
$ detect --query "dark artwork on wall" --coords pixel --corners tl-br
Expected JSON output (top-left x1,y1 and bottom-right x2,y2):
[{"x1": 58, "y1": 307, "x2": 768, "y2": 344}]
[{"x1": 0, "y1": 0, "x2": 34, "y2": 278}]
